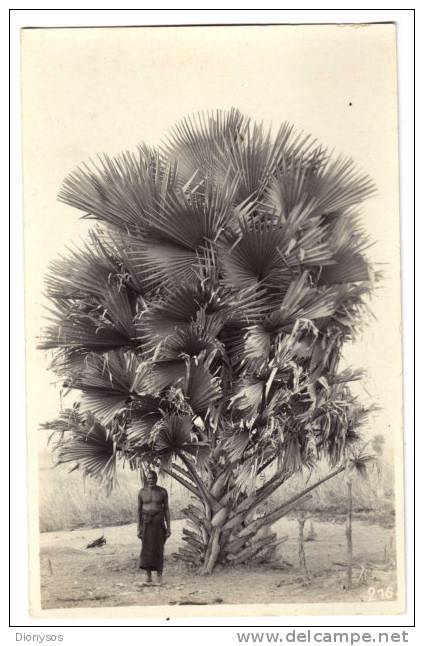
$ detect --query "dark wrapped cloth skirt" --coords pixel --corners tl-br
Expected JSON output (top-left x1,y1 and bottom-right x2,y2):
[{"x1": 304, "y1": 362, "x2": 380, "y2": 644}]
[{"x1": 139, "y1": 510, "x2": 166, "y2": 572}]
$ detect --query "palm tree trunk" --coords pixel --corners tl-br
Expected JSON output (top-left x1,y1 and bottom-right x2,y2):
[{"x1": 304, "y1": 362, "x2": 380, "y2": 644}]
[
  {"x1": 178, "y1": 453, "x2": 221, "y2": 512},
  {"x1": 224, "y1": 464, "x2": 346, "y2": 543},
  {"x1": 172, "y1": 463, "x2": 347, "y2": 572},
  {"x1": 162, "y1": 465, "x2": 200, "y2": 498}
]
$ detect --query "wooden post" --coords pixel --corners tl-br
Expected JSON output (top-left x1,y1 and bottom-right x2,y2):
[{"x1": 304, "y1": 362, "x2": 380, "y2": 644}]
[
  {"x1": 297, "y1": 513, "x2": 310, "y2": 581},
  {"x1": 346, "y1": 481, "x2": 353, "y2": 590}
]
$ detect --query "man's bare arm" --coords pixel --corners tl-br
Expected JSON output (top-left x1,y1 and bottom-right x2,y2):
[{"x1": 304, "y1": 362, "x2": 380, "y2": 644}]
[
  {"x1": 137, "y1": 490, "x2": 143, "y2": 538},
  {"x1": 163, "y1": 489, "x2": 171, "y2": 536}
]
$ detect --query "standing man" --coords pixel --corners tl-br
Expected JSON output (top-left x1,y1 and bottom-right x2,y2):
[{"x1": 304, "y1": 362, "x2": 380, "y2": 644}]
[{"x1": 137, "y1": 470, "x2": 171, "y2": 584}]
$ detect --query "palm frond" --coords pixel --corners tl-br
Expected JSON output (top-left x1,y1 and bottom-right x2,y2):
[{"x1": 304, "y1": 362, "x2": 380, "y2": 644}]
[
  {"x1": 226, "y1": 283, "x2": 276, "y2": 326},
  {"x1": 126, "y1": 179, "x2": 239, "y2": 288},
  {"x1": 320, "y1": 251, "x2": 370, "y2": 284},
  {"x1": 346, "y1": 445, "x2": 381, "y2": 480},
  {"x1": 243, "y1": 274, "x2": 337, "y2": 352},
  {"x1": 147, "y1": 359, "x2": 187, "y2": 393},
  {"x1": 125, "y1": 397, "x2": 162, "y2": 447},
  {"x1": 96, "y1": 229, "x2": 147, "y2": 295},
  {"x1": 265, "y1": 154, "x2": 319, "y2": 218},
  {"x1": 243, "y1": 324, "x2": 273, "y2": 366},
  {"x1": 156, "y1": 324, "x2": 224, "y2": 361},
  {"x1": 165, "y1": 109, "x2": 315, "y2": 204},
  {"x1": 181, "y1": 357, "x2": 222, "y2": 416},
  {"x1": 225, "y1": 430, "x2": 251, "y2": 464},
  {"x1": 45, "y1": 409, "x2": 117, "y2": 493},
  {"x1": 152, "y1": 414, "x2": 210, "y2": 466},
  {"x1": 45, "y1": 231, "x2": 122, "y2": 300},
  {"x1": 59, "y1": 146, "x2": 177, "y2": 234},
  {"x1": 40, "y1": 293, "x2": 136, "y2": 360},
  {"x1": 220, "y1": 120, "x2": 296, "y2": 202},
  {"x1": 130, "y1": 239, "x2": 201, "y2": 289},
  {"x1": 305, "y1": 155, "x2": 376, "y2": 214},
  {"x1": 163, "y1": 108, "x2": 249, "y2": 183},
  {"x1": 229, "y1": 374, "x2": 265, "y2": 417},
  {"x1": 136, "y1": 281, "x2": 227, "y2": 351},
  {"x1": 148, "y1": 179, "x2": 238, "y2": 248},
  {"x1": 219, "y1": 218, "x2": 292, "y2": 292},
  {"x1": 69, "y1": 351, "x2": 149, "y2": 424}
]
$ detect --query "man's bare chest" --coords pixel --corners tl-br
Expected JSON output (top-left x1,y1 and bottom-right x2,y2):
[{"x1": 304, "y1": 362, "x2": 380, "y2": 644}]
[{"x1": 140, "y1": 487, "x2": 164, "y2": 504}]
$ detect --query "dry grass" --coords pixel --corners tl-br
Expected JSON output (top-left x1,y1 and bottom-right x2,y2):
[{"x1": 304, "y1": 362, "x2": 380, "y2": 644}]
[
  {"x1": 39, "y1": 447, "x2": 395, "y2": 532},
  {"x1": 39, "y1": 462, "x2": 189, "y2": 532},
  {"x1": 39, "y1": 466, "x2": 137, "y2": 532},
  {"x1": 266, "y1": 462, "x2": 395, "y2": 527}
]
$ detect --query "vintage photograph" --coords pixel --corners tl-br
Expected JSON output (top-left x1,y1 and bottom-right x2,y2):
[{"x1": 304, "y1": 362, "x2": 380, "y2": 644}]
[{"x1": 21, "y1": 23, "x2": 404, "y2": 617}]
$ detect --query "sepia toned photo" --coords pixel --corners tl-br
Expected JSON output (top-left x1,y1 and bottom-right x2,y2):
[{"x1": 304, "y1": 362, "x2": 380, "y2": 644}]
[{"x1": 21, "y1": 23, "x2": 404, "y2": 618}]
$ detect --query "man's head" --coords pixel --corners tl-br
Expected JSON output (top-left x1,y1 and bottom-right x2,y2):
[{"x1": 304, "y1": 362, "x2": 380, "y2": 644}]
[{"x1": 146, "y1": 470, "x2": 158, "y2": 486}]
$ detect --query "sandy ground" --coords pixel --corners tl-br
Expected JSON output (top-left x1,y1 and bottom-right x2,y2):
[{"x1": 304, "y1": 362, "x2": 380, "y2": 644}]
[{"x1": 39, "y1": 517, "x2": 397, "y2": 610}]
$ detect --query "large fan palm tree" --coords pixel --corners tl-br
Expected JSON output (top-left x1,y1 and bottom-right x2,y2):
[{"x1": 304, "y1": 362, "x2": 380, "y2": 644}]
[{"x1": 41, "y1": 109, "x2": 377, "y2": 573}]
